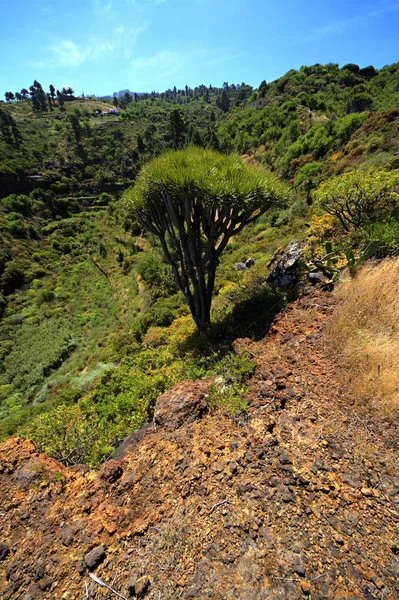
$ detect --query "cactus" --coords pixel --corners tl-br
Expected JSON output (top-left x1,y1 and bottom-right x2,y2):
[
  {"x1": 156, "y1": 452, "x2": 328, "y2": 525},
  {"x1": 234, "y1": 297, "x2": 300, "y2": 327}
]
[
  {"x1": 344, "y1": 241, "x2": 382, "y2": 275},
  {"x1": 300, "y1": 240, "x2": 382, "y2": 281}
]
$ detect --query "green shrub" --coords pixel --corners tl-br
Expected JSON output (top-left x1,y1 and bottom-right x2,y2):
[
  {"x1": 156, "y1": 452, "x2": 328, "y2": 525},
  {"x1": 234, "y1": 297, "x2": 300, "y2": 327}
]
[
  {"x1": 314, "y1": 168, "x2": 399, "y2": 231},
  {"x1": 37, "y1": 289, "x2": 55, "y2": 305},
  {"x1": 207, "y1": 381, "x2": 249, "y2": 416},
  {"x1": 136, "y1": 252, "x2": 177, "y2": 300},
  {"x1": 97, "y1": 192, "x2": 113, "y2": 205}
]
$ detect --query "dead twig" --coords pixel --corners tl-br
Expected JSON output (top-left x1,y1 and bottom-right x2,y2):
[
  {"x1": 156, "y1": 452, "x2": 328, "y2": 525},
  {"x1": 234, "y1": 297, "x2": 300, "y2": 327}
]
[
  {"x1": 208, "y1": 498, "x2": 229, "y2": 515},
  {"x1": 111, "y1": 566, "x2": 120, "y2": 588},
  {"x1": 305, "y1": 427, "x2": 324, "y2": 450},
  {"x1": 148, "y1": 562, "x2": 171, "y2": 571},
  {"x1": 310, "y1": 572, "x2": 327, "y2": 581},
  {"x1": 85, "y1": 581, "x2": 89, "y2": 598},
  {"x1": 88, "y1": 572, "x2": 128, "y2": 600},
  {"x1": 149, "y1": 526, "x2": 164, "y2": 536}
]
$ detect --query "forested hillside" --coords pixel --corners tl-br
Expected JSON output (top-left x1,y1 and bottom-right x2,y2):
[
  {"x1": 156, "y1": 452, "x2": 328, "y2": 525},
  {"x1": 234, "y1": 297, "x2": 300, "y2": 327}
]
[{"x1": 0, "y1": 62, "x2": 398, "y2": 465}]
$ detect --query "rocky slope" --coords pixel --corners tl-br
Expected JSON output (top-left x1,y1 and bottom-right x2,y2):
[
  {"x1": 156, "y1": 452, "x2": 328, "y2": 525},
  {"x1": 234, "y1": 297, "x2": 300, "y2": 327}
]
[{"x1": 1, "y1": 287, "x2": 398, "y2": 600}]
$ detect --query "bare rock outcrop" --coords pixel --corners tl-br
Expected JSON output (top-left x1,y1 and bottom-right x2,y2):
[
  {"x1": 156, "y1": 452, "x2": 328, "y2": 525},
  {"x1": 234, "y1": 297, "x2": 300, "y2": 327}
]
[{"x1": 153, "y1": 379, "x2": 210, "y2": 430}]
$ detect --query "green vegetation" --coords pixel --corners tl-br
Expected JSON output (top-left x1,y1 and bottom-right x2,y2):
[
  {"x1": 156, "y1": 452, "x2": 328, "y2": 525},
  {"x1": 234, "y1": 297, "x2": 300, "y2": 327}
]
[
  {"x1": 314, "y1": 168, "x2": 399, "y2": 231},
  {"x1": 1, "y1": 62, "x2": 398, "y2": 465}
]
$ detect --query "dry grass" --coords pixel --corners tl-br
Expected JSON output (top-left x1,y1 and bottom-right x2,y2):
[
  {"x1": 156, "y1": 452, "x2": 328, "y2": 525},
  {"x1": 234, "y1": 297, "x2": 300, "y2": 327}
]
[
  {"x1": 325, "y1": 258, "x2": 399, "y2": 422},
  {"x1": 326, "y1": 258, "x2": 399, "y2": 422}
]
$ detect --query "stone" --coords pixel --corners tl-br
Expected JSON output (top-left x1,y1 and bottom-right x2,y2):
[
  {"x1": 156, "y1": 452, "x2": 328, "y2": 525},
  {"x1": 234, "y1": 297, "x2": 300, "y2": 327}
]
[
  {"x1": 127, "y1": 573, "x2": 138, "y2": 596},
  {"x1": 113, "y1": 423, "x2": 151, "y2": 460},
  {"x1": 0, "y1": 542, "x2": 10, "y2": 561},
  {"x1": 293, "y1": 556, "x2": 305, "y2": 576},
  {"x1": 153, "y1": 380, "x2": 209, "y2": 430},
  {"x1": 134, "y1": 575, "x2": 150, "y2": 597},
  {"x1": 233, "y1": 262, "x2": 247, "y2": 271},
  {"x1": 84, "y1": 545, "x2": 106, "y2": 571},
  {"x1": 231, "y1": 337, "x2": 254, "y2": 358},
  {"x1": 38, "y1": 576, "x2": 52, "y2": 591},
  {"x1": 227, "y1": 461, "x2": 238, "y2": 475},
  {"x1": 100, "y1": 459, "x2": 123, "y2": 483},
  {"x1": 279, "y1": 451, "x2": 293, "y2": 465},
  {"x1": 282, "y1": 488, "x2": 295, "y2": 503},
  {"x1": 212, "y1": 461, "x2": 224, "y2": 473},
  {"x1": 347, "y1": 511, "x2": 359, "y2": 525},
  {"x1": 300, "y1": 580, "x2": 311, "y2": 594},
  {"x1": 245, "y1": 257, "x2": 255, "y2": 268},
  {"x1": 266, "y1": 240, "x2": 304, "y2": 288},
  {"x1": 221, "y1": 553, "x2": 235, "y2": 564},
  {"x1": 265, "y1": 435, "x2": 278, "y2": 447},
  {"x1": 308, "y1": 272, "x2": 325, "y2": 284}
]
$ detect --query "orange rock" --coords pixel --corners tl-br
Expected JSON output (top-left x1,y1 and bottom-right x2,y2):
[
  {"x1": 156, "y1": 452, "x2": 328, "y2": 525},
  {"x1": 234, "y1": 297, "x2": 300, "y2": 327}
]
[{"x1": 300, "y1": 580, "x2": 311, "y2": 594}]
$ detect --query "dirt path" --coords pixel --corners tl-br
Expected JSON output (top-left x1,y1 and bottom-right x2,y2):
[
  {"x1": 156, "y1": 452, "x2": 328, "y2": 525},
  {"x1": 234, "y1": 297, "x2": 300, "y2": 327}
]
[{"x1": 1, "y1": 287, "x2": 398, "y2": 599}]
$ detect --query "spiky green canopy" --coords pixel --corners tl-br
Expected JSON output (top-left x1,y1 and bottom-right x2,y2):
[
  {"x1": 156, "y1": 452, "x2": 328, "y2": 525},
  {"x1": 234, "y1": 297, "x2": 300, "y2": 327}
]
[{"x1": 124, "y1": 146, "x2": 290, "y2": 219}]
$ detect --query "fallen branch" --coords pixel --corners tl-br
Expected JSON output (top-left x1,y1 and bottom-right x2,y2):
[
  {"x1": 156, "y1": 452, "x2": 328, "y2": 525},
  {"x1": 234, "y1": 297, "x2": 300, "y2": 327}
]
[
  {"x1": 208, "y1": 498, "x2": 229, "y2": 515},
  {"x1": 270, "y1": 576, "x2": 301, "y2": 582},
  {"x1": 88, "y1": 572, "x2": 128, "y2": 600}
]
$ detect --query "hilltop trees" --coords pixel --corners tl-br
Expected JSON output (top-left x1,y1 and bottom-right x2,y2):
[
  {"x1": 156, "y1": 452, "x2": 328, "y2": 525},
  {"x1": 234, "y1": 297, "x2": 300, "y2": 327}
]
[
  {"x1": 29, "y1": 80, "x2": 48, "y2": 112},
  {"x1": 217, "y1": 89, "x2": 230, "y2": 112},
  {"x1": 124, "y1": 147, "x2": 289, "y2": 327},
  {"x1": 258, "y1": 80, "x2": 268, "y2": 97},
  {"x1": 0, "y1": 108, "x2": 21, "y2": 147},
  {"x1": 169, "y1": 109, "x2": 186, "y2": 148}
]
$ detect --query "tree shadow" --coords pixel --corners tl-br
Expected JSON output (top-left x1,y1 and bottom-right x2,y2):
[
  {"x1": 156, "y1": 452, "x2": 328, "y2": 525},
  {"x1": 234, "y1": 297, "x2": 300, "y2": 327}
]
[{"x1": 180, "y1": 283, "x2": 289, "y2": 358}]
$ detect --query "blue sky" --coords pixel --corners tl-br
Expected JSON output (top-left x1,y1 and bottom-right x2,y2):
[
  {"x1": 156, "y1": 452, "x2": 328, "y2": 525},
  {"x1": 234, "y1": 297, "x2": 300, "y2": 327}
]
[{"x1": 0, "y1": 0, "x2": 398, "y2": 96}]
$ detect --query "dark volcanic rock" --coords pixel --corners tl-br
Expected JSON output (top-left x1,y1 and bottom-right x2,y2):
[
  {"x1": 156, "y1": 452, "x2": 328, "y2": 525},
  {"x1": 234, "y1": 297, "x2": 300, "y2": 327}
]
[
  {"x1": 0, "y1": 543, "x2": 10, "y2": 561},
  {"x1": 100, "y1": 459, "x2": 123, "y2": 483},
  {"x1": 84, "y1": 545, "x2": 106, "y2": 571},
  {"x1": 266, "y1": 240, "x2": 304, "y2": 288}
]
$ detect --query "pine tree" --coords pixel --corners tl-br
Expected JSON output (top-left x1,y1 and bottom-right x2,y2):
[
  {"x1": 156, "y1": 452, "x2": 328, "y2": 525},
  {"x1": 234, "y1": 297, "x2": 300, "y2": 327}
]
[
  {"x1": 217, "y1": 89, "x2": 230, "y2": 112},
  {"x1": 29, "y1": 81, "x2": 47, "y2": 112},
  {"x1": 57, "y1": 90, "x2": 65, "y2": 111},
  {"x1": 169, "y1": 109, "x2": 186, "y2": 149},
  {"x1": 258, "y1": 80, "x2": 268, "y2": 97}
]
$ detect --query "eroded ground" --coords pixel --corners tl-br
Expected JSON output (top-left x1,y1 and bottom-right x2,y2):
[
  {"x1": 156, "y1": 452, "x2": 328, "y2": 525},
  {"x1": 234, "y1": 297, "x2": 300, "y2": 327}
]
[{"x1": 1, "y1": 287, "x2": 398, "y2": 599}]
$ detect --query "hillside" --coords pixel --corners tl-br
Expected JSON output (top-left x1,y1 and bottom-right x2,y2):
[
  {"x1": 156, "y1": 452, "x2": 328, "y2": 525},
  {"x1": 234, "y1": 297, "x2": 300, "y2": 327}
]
[
  {"x1": 1, "y1": 61, "x2": 399, "y2": 463},
  {"x1": 1, "y1": 279, "x2": 398, "y2": 599}
]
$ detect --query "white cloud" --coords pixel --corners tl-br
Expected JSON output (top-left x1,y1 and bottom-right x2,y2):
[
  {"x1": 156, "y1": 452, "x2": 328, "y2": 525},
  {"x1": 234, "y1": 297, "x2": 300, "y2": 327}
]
[
  {"x1": 131, "y1": 50, "x2": 183, "y2": 79},
  {"x1": 33, "y1": 22, "x2": 146, "y2": 71},
  {"x1": 119, "y1": 24, "x2": 148, "y2": 59},
  {"x1": 305, "y1": 1, "x2": 399, "y2": 41},
  {"x1": 50, "y1": 40, "x2": 87, "y2": 68}
]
